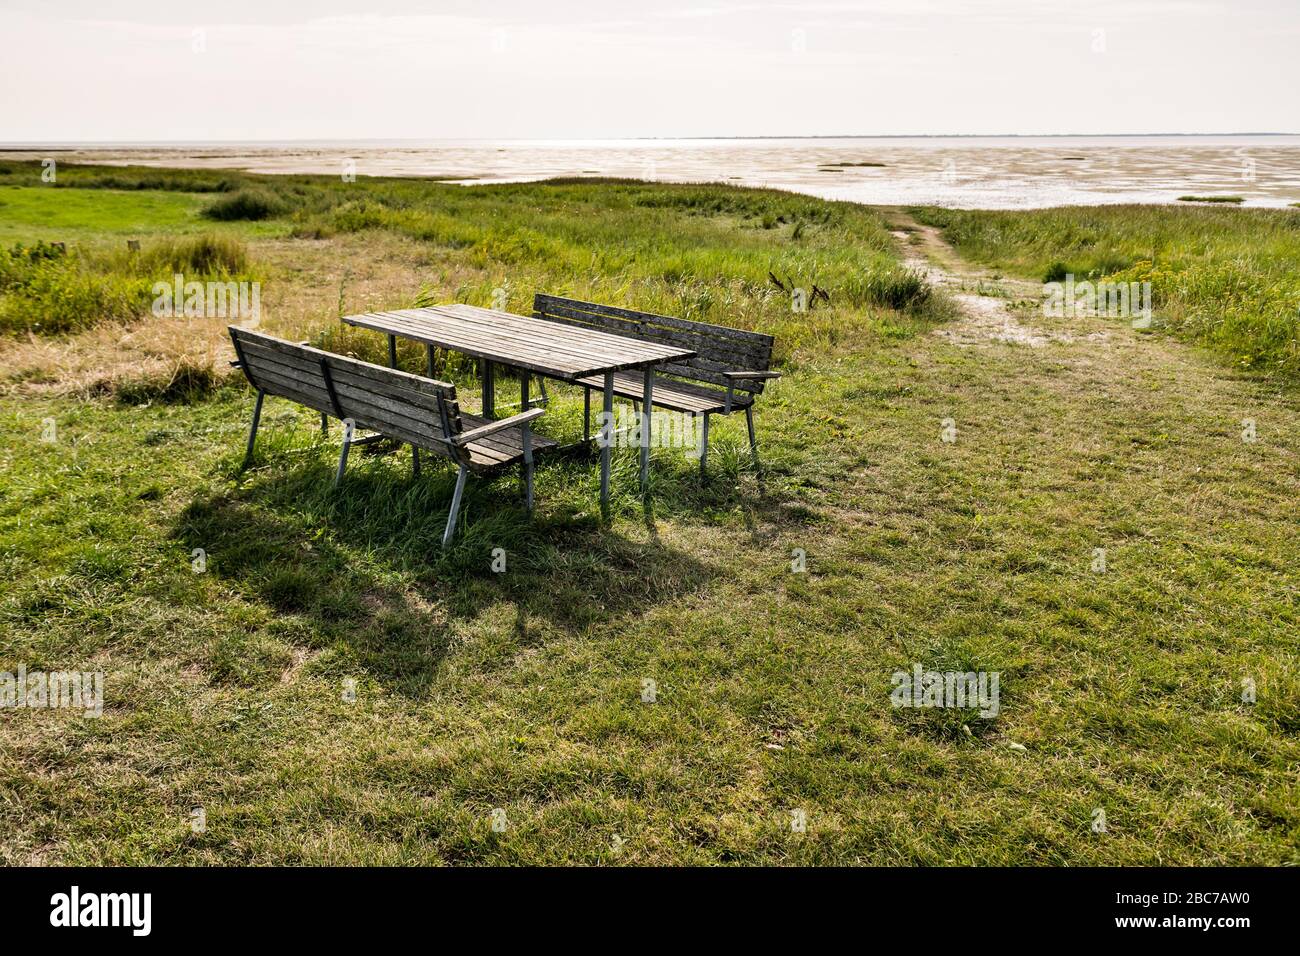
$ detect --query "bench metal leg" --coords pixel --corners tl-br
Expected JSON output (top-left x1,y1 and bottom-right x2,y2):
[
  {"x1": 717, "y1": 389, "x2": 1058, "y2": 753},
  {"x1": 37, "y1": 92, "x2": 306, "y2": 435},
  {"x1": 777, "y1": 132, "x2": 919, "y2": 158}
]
[
  {"x1": 482, "y1": 359, "x2": 495, "y2": 419},
  {"x1": 320, "y1": 412, "x2": 328, "y2": 436},
  {"x1": 640, "y1": 369, "x2": 653, "y2": 493},
  {"x1": 745, "y1": 405, "x2": 760, "y2": 473},
  {"x1": 242, "y1": 389, "x2": 265, "y2": 472},
  {"x1": 600, "y1": 372, "x2": 613, "y2": 519},
  {"x1": 699, "y1": 412, "x2": 711, "y2": 481},
  {"x1": 334, "y1": 421, "x2": 353, "y2": 488},
  {"x1": 583, "y1": 387, "x2": 591, "y2": 442},
  {"x1": 442, "y1": 464, "x2": 469, "y2": 547}
]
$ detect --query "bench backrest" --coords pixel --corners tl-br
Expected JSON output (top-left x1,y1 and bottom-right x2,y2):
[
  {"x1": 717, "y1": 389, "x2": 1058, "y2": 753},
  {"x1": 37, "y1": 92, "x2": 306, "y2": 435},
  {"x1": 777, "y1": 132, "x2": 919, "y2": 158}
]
[
  {"x1": 533, "y1": 294, "x2": 776, "y2": 395},
  {"x1": 229, "y1": 328, "x2": 468, "y2": 462}
]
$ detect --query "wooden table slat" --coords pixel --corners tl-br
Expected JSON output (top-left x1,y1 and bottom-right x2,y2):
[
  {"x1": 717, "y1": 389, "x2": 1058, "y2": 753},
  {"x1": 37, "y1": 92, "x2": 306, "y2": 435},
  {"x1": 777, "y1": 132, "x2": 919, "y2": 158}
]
[
  {"x1": 344, "y1": 305, "x2": 695, "y2": 380},
  {"x1": 384, "y1": 306, "x2": 681, "y2": 367}
]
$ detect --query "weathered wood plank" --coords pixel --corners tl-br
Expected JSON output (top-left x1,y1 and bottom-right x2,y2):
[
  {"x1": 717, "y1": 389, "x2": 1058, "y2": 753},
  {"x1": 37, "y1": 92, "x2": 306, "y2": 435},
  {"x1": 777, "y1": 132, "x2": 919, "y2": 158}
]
[
  {"x1": 535, "y1": 294, "x2": 773, "y2": 347},
  {"x1": 343, "y1": 304, "x2": 696, "y2": 380},
  {"x1": 531, "y1": 327, "x2": 767, "y2": 391},
  {"x1": 532, "y1": 299, "x2": 771, "y2": 367},
  {"x1": 231, "y1": 330, "x2": 556, "y2": 473},
  {"x1": 574, "y1": 372, "x2": 752, "y2": 414},
  {"x1": 531, "y1": 296, "x2": 776, "y2": 393},
  {"x1": 237, "y1": 340, "x2": 446, "y2": 414},
  {"x1": 372, "y1": 309, "x2": 642, "y2": 367},
  {"x1": 232, "y1": 328, "x2": 453, "y2": 397}
]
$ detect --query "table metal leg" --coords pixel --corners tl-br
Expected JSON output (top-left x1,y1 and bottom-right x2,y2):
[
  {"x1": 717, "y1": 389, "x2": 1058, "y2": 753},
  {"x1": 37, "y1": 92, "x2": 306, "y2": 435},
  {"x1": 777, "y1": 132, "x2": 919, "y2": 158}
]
[
  {"x1": 482, "y1": 359, "x2": 495, "y2": 418},
  {"x1": 426, "y1": 344, "x2": 436, "y2": 378},
  {"x1": 520, "y1": 375, "x2": 530, "y2": 503},
  {"x1": 600, "y1": 372, "x2": 613, "y2": 518},
  {"x1": 640, "y1": 369, "x2": 653, "y2": 493},
  {"x1": 386, "y1": 333, "x2": 418, "y2": 472}
]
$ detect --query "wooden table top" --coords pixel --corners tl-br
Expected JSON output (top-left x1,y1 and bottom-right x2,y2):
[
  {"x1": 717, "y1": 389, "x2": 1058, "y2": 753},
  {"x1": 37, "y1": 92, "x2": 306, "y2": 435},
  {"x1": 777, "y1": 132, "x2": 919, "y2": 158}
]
[{"x1": 343, "y1": 304, "x2": 696, "y2": 380}]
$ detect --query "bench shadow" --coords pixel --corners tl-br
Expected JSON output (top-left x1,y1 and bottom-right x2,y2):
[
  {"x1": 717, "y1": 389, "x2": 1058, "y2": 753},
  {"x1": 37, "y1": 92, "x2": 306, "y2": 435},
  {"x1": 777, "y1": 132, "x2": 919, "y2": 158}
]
[{"x1": 172, "y1": 456, "x2": 721, "y2": 700}]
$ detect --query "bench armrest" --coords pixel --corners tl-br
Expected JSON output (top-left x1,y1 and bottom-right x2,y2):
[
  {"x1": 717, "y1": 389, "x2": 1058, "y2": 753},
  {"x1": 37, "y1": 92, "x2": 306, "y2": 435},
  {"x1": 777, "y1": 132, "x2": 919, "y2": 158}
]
[
  {"x1": 451, "y1": 407, "x2": 546, "y2": 446},
  {"x1": 722, "y1": 369, "x2": 780, "y2": 412}
]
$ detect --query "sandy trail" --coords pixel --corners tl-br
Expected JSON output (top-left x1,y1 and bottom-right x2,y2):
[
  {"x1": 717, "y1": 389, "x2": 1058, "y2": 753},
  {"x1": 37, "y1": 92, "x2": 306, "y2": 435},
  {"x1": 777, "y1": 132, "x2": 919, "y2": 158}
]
[{"x1": 883, "y1": 208, "x2": 1105, "y2": 348}]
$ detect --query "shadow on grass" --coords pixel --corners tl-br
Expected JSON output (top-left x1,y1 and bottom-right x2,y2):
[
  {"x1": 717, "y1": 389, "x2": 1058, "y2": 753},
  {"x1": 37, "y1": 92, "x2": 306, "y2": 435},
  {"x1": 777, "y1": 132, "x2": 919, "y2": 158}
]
[{"x1": 171, "y1": 444, "x2": 755, "y2": 698}]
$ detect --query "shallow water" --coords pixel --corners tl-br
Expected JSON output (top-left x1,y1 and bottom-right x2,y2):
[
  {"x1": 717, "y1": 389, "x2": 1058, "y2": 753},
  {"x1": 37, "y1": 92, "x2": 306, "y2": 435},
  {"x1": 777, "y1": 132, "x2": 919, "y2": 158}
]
[{"x1": 6, "y1": 136, "x2": 1300, "y2": 209}]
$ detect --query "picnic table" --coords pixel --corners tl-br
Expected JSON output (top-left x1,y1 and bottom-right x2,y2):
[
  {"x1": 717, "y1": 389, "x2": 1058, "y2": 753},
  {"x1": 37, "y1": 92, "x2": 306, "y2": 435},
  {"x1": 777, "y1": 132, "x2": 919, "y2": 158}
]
[{"x1": 341, "y1": 304, "x2": 696, "y2": 512}]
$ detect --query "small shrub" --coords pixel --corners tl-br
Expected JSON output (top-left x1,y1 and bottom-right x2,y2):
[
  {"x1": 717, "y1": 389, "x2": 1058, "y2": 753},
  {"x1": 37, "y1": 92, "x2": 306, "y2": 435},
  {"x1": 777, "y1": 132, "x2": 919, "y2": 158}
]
[
  {"x1": 203, "y1": 189, "x2": 283, "y2": 221},
  {"x1": 1043, "y1": 260, "x2": 1069, "y2": 282},
  {"x1": 328, "y1": 199, "x2": 390, "y2": 232}
]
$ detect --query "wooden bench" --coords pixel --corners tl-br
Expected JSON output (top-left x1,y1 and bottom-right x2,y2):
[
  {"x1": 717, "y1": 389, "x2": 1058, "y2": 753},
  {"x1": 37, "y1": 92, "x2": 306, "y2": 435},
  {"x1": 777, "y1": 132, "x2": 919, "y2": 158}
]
[
  {"x1": 228, "y1": 328, "x2": 554, "y2": 545},
  {"x1": 532, "y1": 294, "x2": 780, "y2": 474}
]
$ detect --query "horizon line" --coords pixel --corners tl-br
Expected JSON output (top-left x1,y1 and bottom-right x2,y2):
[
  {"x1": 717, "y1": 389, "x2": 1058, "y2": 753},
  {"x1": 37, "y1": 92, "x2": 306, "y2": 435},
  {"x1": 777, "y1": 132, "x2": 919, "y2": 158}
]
[{"x1": 1, "y1": 132, "x2": 1298, "y2": 147}]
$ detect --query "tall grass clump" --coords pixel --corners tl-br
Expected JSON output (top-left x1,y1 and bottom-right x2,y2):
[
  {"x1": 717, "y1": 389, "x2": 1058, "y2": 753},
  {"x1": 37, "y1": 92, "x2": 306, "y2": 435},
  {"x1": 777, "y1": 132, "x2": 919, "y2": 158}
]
[
  {"x1": 140, "y1": 234, "x2": 249, "y2": 275},
  {"x1": 0, "y1": 234, "x2": 255, "y2": 335},
  {"x1": 203, "y1": 189, "x2": 285, "y2": 222},
  {"x1": 845, "y1": 267, "x2": 933, "y2": 313}
]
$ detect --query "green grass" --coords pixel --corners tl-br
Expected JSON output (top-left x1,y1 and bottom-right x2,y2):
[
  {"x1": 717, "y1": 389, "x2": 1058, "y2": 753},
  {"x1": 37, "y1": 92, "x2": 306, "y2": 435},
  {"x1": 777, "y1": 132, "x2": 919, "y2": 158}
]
[
  {"x1": 0, "y1": 184, "x2": 213, "y2": 240},
  {"x1": 0, "y1": 233, "x2": 256, "y2": 334},
  {"x1": 912, "y1": 204, "x2": 1300, "y2": 379},
  {"x1": 1177, "y1": 195, "x2": 1244, "y2": 204},
  {"x1": 0, "y1": 166, "x2": 1296, "y2": 865},
  {"x1": 0, "y1": 160, "x2": 946, "y2": 361}
]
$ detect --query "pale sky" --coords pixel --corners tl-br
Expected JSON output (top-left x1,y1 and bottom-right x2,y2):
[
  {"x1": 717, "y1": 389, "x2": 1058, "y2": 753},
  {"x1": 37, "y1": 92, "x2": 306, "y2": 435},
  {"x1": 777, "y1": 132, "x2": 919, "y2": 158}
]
[{"x1": 2, "y1": 0, "x2": 1297, "y2": 141}]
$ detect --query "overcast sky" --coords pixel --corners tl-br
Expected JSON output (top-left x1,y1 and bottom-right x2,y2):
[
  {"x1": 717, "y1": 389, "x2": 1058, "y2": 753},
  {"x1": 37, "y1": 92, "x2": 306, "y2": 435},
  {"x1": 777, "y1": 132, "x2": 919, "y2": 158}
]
[{"x1": 2, "y1": 0, "x2": 1297, "y2": 141}]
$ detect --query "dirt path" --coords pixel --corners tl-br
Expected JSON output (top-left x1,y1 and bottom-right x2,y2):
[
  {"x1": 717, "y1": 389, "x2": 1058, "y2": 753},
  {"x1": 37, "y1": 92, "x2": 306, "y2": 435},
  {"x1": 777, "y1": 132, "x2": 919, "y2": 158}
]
[{"x1": 883, "y1": 207, "x2": 1106, "y2": 348}]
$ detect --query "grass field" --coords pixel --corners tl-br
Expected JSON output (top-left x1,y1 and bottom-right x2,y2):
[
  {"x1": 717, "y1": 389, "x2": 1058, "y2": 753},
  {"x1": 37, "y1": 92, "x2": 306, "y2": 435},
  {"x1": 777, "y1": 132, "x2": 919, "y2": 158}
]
[{"x1": 1, "y1": 164, "x2": 1297, "y2": 865}]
